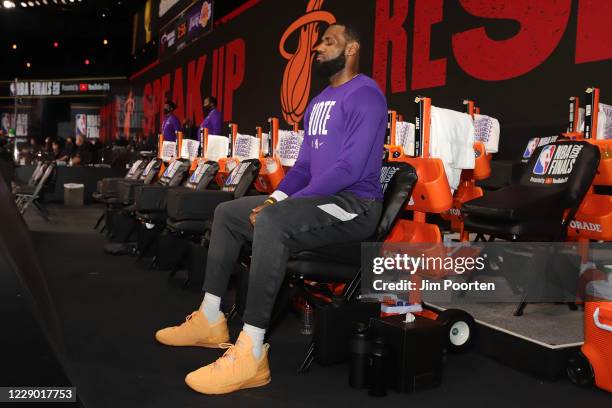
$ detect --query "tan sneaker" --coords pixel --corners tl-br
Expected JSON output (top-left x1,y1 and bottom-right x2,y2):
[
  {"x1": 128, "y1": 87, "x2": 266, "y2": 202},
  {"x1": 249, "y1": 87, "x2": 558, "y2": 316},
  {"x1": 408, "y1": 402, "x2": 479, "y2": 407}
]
[
  {"x1": 185, "y1": 331, "x2": 271, "y2": 394},
  {"x1": 155, "y1": 311, "x2": 229, "y2": 348}
]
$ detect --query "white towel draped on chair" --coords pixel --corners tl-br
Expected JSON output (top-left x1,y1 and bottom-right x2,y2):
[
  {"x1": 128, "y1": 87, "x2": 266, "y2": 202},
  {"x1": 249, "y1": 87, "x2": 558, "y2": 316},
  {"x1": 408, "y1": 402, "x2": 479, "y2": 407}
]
[
  {"x1": 180, "y1": 139, "x2": 200, "y2": 160},
  {"x1": 430, "y1": 106, "x2": 476, "y2": 191},
  {"x1": 161, "y1": 141, "x2": 177, "y2": 162},
  {"x1": 234, "y1": 133, "x2": 260, "y2": 160},
  {"x1": 206, "y1": 135, "x2": 229, "y2": 161},
  {"x1": 473, "y1": 114, "x2": 500, "y2": 154},
  {"x1": 396, "y1": 121, "x2": 416, "y2": 156},
  {"x1": 277, "y1": 130, "x2": 304, "y2": 167}
]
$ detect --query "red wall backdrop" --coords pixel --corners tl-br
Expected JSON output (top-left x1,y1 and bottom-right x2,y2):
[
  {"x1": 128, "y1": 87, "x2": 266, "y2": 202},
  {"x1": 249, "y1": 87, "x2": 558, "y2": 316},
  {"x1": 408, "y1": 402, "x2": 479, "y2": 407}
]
[{"x1": 126, "y1": 0, "x2": 612, "y2": 159}]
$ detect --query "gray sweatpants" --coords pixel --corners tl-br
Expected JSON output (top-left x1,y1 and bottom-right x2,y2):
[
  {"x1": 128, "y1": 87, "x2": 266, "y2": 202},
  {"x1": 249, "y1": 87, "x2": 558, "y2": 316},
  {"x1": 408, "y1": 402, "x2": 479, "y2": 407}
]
[{"x1": 202, "y1": 192, "x2": 382, "y2": 329}]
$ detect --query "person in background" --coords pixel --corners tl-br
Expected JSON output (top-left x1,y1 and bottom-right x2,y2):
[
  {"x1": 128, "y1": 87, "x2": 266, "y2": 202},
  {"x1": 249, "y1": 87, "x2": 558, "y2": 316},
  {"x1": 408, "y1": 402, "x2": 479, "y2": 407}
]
[
  {"x1": 51, "y1": 140, "x2": 62, "y2": 160},
  {"x1": 43, "y1": 137, "x2": 53, "y2": 155},
  {"x1": 58, "y1": 137, "x2": 75, "y2": 162},
  {"x1": 162, "y1": 100, "x2": 182, "y2": 142},
  {"x1": 200, "y1": 96, "x2": 222, "y2": 136},
  {"x1": 28, "y1": 137, "x2": 41, "y2": 156},
  {"x1": 70, "y1": 135, "x2": 93, "y2": 166},
  {"x1": 91, "y1": 138, "x2": 104, "y2": 163}
]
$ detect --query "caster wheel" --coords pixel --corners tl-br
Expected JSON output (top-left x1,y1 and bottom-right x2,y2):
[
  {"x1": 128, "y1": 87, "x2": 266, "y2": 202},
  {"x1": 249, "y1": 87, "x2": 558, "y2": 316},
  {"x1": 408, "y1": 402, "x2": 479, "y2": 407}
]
[
  {"x1": 567, "y1": 352, "x2": 594, "y2": 386},
  {"x1": 436, "y1": 309, "x2": 475, "y2": 353}
]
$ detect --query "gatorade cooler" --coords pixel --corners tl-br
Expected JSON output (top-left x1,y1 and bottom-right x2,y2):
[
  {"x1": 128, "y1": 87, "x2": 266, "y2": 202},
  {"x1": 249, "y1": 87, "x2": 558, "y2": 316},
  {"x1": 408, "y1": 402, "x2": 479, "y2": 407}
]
[{"x1": 568, "y1": 275, "x2": 612, "y2": 392}]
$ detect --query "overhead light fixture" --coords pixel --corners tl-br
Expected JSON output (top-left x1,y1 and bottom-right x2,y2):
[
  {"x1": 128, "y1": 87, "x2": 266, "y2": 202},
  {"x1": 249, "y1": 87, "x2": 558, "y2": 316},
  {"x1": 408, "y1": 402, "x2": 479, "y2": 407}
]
[
  {"x1": 42, "y1": 0, "x2": 47, "y2": 4},
  {"x1": 27, "y1": 0, "x2": 33, "y2": 5},
  {"x1": 20, "y1": 1, "x2": 26, "y2": 6},
  {"x1": 34, "y1": 0, "x2": 40, "y2": 5},
  {"x1": 3, "y1": 1, "x2": 16, "y2": 8}
]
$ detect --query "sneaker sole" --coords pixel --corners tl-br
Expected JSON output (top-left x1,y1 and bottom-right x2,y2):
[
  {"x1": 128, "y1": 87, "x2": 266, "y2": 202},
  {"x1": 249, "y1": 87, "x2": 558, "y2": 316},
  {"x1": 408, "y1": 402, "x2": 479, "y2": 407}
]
[
  {"x1": 186, "y1": 372, "x2": 271, "y2": 395},
  {"x1": 156, "y1": 338, "x2": 230, "y2": 348}
]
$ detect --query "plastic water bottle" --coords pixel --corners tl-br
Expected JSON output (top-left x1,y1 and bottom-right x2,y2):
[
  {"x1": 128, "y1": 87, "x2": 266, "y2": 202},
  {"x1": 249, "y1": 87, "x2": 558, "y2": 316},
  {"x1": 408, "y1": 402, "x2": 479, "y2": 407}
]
[{"x1": 300, "y1": 302, "x2": 313, "y2": 335}]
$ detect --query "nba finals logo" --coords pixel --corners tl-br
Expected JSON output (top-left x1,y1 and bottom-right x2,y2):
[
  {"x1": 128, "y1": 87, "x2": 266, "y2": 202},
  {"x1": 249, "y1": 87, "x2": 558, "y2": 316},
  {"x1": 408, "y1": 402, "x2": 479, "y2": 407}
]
[
  {"x1": 523, "y1": 138, "x2": 539, "y2": 159},
  {"x1": 533, "y1": 145, "x2": 556, "y2": 175},
  {"x1": 279, "y1": 0, "x2": 335, "y2": 125}
]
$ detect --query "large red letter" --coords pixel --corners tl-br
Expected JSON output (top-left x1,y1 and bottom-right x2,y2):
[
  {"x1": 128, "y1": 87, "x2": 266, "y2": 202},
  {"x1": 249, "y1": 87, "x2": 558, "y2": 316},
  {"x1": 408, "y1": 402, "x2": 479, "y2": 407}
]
[
  {"x1": 373, "y1": 0, "x2": 409, "y2": 93},
  {"x1": 576, "y1": 0, "x2": 612, "y2": 64},
  {"x1": 452, "y1": 0, "x2": 571, "y2": 81},
  {"x1": 186, "y1": 55, "x2": 207, "y2": 125},
  {"x1": 172, "y1": 67, "x2": 185, "y2": 122},
  {"x1": 223, "y1": 38, "x2": 245, "y2": 123},
  {"x1": 412, "y1": 0, "x2": 446, "y2": 90}
]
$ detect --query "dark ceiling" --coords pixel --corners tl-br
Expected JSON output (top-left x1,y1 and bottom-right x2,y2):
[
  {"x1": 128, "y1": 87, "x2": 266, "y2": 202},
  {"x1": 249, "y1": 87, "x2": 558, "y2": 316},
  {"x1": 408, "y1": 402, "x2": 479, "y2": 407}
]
[{"x1": 0, "y1": 0, "x2": 248, "y2": 80}]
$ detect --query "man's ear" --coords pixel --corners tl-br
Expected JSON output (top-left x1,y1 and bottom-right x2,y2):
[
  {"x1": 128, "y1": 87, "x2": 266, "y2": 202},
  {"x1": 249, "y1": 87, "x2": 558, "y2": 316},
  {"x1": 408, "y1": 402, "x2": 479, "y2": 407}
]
[{"x1": 345, "y1": 41, "x2": 360, "y2": 56}]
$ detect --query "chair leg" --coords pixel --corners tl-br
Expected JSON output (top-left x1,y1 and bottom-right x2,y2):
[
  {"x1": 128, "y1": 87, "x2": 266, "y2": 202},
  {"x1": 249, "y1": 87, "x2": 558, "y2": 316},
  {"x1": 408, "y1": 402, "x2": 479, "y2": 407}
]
[
  {"x1": 343, "y1": 269, "x2": 362, "y2": 301},
  {"x1": 514, "y1": 299, "x2": 527, "y2": 316},
  {"x1": 33, "y1": 200, "x2": 50, "y2": 221},
  {"x1": 149, "y1": 256, "x2": 158, "y2": 270},
  {"x1": 94, "y1": 212, "x2": 105, "y2": 230},
  {"x1": 298, "y1": 339, "x2": 315, "y2": 374}
]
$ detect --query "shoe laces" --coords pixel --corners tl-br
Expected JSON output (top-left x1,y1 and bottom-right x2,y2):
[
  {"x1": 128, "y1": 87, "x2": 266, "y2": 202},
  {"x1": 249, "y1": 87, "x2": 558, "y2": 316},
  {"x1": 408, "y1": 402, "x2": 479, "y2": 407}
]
[
  {"x1": 182, "y1": 311, "x2": 199, "y2": 326},
  {"x1": 213, "y1": 342, "x2": 238, "y2": 370}
]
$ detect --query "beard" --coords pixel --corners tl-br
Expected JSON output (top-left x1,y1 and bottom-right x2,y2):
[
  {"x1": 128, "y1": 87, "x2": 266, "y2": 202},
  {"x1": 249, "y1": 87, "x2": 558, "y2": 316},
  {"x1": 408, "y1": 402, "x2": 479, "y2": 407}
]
[{"x1": 314, "y1": 51, "x2": 346, "y2": 79}]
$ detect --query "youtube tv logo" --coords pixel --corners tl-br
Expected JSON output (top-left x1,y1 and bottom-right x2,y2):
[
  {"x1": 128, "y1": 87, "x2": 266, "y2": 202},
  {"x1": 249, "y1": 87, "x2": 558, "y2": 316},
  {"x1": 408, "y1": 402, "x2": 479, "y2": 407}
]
[{"x1": 79, "y1": 83, "x2": 89, "y2": 91}]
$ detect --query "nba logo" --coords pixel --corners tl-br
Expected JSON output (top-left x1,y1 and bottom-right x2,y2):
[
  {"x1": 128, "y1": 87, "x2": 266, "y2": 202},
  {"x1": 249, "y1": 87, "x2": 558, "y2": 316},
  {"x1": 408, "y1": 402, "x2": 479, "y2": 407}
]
[
  {"x1": 523, "y1": 138, "x2": 539, "y2": 159},
  {"x1": 533, "y1": 145, "x2": 556, "y2": 175}
]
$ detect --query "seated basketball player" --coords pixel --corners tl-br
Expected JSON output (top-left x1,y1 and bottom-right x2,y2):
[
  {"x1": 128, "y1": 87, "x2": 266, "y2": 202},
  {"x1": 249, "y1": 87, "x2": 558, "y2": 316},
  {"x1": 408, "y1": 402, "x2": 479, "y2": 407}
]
[{"x1": 155, "y1": 22, "x2": 387, "y2": 394}]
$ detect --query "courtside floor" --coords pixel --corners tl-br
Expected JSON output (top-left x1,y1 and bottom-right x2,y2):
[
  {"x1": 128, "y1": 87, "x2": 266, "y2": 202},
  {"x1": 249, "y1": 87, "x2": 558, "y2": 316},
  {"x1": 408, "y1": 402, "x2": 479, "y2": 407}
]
[{"x1": 18, "y1": 205, "x2": 611, "y2": 407}]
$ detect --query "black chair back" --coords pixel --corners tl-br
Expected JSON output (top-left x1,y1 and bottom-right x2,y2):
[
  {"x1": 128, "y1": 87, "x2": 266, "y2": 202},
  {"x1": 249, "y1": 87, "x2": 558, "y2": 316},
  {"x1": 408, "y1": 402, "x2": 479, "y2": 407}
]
[
  {"x1": 185, "y1": 160, "x2": 219, "y2": 191},
  {"x1": 221, "y1": 159, "x2": 261, "y2": 198},
  {"x1": 373, "y1": 161, "x2": 418, "y2": 241},
  {"x1": 520, "y1": 141, "x2": 600, "y2": 212}
]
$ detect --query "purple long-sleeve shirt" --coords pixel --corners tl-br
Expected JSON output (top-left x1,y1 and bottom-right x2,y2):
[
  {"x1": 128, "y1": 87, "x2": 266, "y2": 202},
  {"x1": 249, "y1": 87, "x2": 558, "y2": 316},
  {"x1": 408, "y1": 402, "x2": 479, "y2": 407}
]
[
  {"x1": 200, "y1": 108, "x2": 223, "y2": 135},
  {"x1": 276, "y1": 74, "x2": 387, "y2": 201},
  {"x1": 162, "y1": 114, "x2": 181, "y2": 142}
]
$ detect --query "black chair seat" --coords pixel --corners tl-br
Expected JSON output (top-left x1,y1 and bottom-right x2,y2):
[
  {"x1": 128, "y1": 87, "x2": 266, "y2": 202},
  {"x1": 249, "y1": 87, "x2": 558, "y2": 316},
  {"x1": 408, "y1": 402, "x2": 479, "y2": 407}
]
[
  {"x1": 462, "y1": 185, "x2": 566, "y2": 221},
  {"x1": 133, "y1": 184, "x2": 172, "y2": 212},
  {"x1": 117, "y1": 179, "x2": 145, "y2": 204},
  {"x1": 463, "y1": 215, "x2": 564, "y2": 241},
  {"x1": 286, "y1": 258, "x2": 359, "y2": 283},
  {"x1": 166, "y1": 190, "x2": 235, "y2": 222},
  {"x1": 166, "y1": 219, "x2": 212, "y2": 234},
  {"x1": 292, "y1": 241, "x2": 362, "y2": 265}
]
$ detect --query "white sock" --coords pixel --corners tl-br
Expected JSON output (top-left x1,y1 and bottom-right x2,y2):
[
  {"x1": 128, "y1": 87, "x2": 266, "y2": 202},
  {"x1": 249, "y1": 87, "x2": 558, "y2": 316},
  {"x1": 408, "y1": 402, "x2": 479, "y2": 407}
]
[
  {"x1": 199, "y1": 293, "x2": 222, "y2": 324},
  {"x1": 243, "y1": 324, "x2": 266, "y2": 359}
]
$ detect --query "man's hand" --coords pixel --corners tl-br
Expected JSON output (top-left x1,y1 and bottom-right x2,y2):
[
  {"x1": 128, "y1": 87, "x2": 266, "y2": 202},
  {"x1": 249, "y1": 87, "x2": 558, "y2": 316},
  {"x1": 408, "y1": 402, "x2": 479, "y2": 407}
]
[{"x1": 249, "y1": 198, "x2": 277, "y2": 226}]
